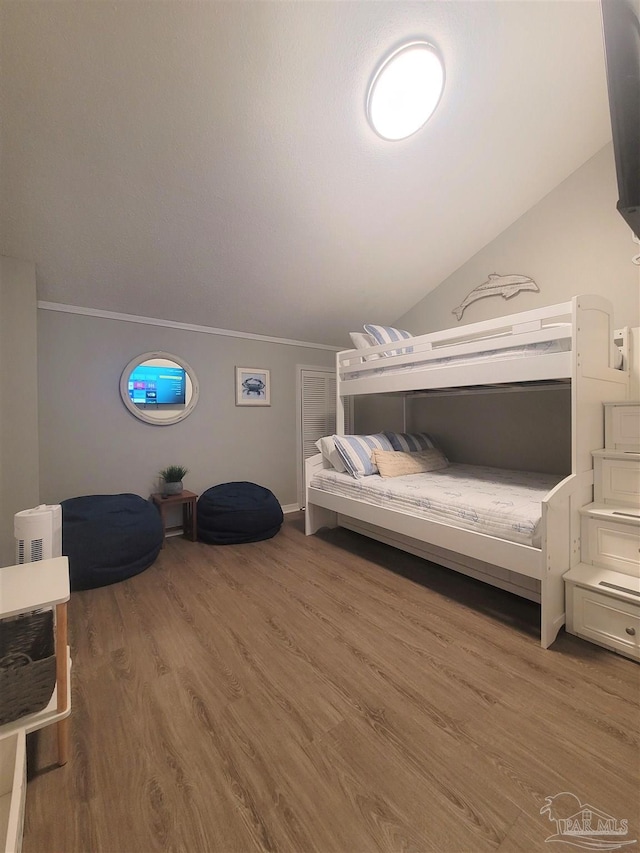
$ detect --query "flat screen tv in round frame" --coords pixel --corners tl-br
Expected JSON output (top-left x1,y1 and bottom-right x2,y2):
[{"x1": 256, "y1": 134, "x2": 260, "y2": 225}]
[{"x1": 120, "y1": 352, "x2": 200, "y2": 425}]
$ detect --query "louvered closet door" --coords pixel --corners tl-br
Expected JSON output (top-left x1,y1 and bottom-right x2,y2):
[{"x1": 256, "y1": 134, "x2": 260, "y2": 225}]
[{"x1": 297, "y1": 368, "x2": 352, "y2": 508}]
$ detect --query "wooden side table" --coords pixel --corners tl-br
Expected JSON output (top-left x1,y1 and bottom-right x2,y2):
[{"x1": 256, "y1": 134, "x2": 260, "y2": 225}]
[{"x1": 151, "y1": 490, "x2": 198, "y2": 544}]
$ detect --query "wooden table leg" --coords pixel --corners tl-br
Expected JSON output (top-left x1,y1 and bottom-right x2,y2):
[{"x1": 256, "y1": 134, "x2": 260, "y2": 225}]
[
  {"x1": 158, "y1": 502, "x2": 167, "y2": 548},
  {"x1": 191, "y1": 498, "x2": 197, "y2": 541},
  {"x1": 55, "y1": 602, "x2": 69, "y2": 766},
  {"x1": 183, "y1": 497, "x2": 197, "y2": 540}
]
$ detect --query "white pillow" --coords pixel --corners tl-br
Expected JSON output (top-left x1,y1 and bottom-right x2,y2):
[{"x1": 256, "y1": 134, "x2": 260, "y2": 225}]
[
  {"x1": 349, "y1": 332, "x2": 381, "y2": 361},
  {"x1": 314, "y1": 436, "x2": 347, "y2": 472}
]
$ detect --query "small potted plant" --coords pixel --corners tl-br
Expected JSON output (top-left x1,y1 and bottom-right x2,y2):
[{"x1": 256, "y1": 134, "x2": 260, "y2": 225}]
[{"x1": 159, "y1": 465, "x2": 188, "y2": 497}]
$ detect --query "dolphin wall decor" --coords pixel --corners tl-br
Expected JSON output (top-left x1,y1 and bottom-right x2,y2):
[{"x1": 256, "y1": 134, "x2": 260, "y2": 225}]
[{"x1": 452, "y1": 273, "x2": 539, "y2": 321}]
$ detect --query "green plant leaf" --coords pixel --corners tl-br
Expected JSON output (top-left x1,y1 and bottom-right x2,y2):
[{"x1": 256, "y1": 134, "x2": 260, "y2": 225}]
[{"x1": 159, "y1": 465, "x2": 189, "y2": 482}]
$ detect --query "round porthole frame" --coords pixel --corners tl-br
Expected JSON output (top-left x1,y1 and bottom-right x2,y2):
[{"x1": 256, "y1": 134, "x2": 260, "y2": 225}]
[{"x1": 119, "y1": 351, "x2": 200, "y2": 426}]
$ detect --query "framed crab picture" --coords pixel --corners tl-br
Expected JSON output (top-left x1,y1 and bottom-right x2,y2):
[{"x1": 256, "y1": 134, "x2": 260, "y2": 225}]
[{"x1": 235, "y1": 367, "x2": 271, "y2": 406}]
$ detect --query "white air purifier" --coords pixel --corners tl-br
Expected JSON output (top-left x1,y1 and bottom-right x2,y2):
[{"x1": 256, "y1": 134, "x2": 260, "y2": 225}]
[{"x1": 14, "y1": 504, "x2": 62, "y2": 564}]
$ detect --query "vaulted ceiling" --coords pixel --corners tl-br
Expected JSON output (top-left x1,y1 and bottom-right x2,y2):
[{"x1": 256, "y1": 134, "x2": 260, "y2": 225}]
[{"x1": 1, "y1": 1, "x2": 612, "y2": 345}]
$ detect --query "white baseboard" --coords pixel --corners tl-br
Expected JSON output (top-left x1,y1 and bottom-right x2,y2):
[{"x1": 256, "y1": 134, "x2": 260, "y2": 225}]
[{"x1": 282, "y1": 503, "x2": 300, "y2": 514}]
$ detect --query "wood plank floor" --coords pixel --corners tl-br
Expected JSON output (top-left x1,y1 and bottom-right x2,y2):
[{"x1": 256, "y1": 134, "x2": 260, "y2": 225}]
[{"x1": 22, "y1": 514, "x2": 639, "y2": 853}]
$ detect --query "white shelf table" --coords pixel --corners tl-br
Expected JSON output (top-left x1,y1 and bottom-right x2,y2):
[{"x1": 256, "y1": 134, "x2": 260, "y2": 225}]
[{"x1": 0, "y1": 556, "x2": 71, "y2": 766}]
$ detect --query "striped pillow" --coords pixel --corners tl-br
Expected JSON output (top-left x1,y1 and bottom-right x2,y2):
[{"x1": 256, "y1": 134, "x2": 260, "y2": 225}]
[
  {"x1": 363, "y1": 324, "x2": 413, "y2": 356},
  {"x1": 384, "y1": 431, "x2": 441, "y2": 453},
  {"x1": 332, "y1": 433, "x2": 395, "y2": 478}
]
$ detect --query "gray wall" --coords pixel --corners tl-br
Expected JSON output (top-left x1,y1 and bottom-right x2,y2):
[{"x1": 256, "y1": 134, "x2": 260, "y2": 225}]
[
  {"x1": 37, "y1": 309, "x2": 335, "y2": 506},
  {"x1": 0, "y1": 257, "x2": 40, "y2": 565},
  {"x1": 354, "y1": 395, "x2": 406, "y2": 436},
  {"x1": 354, "y1": 389, "x2": 572, "y2": 475},
  {"x1": 395, "y1": 145, "x2": 639, "y2": 334},
  {"x1": 409, "y1": 389, "x2": 571, "y2": 474}
]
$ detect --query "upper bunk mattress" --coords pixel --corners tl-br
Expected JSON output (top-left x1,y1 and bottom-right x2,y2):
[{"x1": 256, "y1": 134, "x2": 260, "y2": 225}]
[{"x1": 310, "y1": 463, "x2": 563, "y2": 548}]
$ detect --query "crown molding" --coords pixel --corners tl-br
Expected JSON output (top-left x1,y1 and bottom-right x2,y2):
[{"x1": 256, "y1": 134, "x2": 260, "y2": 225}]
[{"x1": 37, "y1": 301, "x2": 340, "y2": 351}]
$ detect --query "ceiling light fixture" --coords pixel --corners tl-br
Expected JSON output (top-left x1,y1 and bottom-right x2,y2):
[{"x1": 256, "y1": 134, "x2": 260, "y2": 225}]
[{"x1": 366, "y1": 40, "x2": 445, "y2": 141}]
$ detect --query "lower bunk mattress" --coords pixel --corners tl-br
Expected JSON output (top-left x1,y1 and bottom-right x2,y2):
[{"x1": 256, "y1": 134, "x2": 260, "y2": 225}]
[{"x1": 310, "y1": 463, "x2": 563, "y2": 548}]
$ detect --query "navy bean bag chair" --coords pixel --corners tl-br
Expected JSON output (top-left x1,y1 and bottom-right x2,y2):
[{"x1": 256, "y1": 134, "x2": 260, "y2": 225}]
[
  {"x1": 197, "y1": 482, "x2": 283, "y2": 544},
  {"x1": 62, "y1": 494, "x2": 163, "y2": 591}
]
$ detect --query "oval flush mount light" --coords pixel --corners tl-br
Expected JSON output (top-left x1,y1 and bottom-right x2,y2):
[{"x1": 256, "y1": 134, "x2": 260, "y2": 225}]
[{"x1": 367, "y1": 40, "x2": 445, "y2": 141}]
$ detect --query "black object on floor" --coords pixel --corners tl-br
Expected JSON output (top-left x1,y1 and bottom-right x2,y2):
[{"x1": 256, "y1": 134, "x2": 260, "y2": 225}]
[
  {"x1": 197, "y1": 482, "x2": 283, "y2": 544},
  {"x1": 62, "y1": 493, "x2": 163, "y2": 590}
]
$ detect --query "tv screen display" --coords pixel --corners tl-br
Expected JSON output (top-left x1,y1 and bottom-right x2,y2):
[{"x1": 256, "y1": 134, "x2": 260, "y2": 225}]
[
  {"x1": 127, "y1": 364, "x2": 186, "y2": 408},
  {"x1": 601, "y1": 0, "x2": 640, "y2": 238}
]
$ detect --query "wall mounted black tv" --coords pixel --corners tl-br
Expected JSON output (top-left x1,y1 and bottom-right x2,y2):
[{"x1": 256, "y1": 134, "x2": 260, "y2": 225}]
[
  {"x1": 127, "y1": 364, "x2": 186, "y2": 408},
  {"x1": 601, "y1": 0, "x2": 640, "y2": 239}
]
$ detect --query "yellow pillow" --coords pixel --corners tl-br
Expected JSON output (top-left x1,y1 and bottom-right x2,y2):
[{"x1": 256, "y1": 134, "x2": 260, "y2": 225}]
[{"x1": 371, "y1": 448, "x2": 448, "y2": 478}]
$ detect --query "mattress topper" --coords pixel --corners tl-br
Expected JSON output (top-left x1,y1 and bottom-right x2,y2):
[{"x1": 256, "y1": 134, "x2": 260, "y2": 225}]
[{"x1": 310, "y1": 463, "x2": 563, "y2": 548}]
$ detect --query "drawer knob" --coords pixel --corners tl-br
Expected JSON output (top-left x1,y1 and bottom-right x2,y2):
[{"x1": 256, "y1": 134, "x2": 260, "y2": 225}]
[{"x1": 625, "y1": 627, "x2": 636, "y2": 636}]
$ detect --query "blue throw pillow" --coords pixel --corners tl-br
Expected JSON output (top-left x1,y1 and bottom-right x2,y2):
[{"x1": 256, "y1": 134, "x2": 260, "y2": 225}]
[{"x1": 384, "y1": 431, "x2": 441, "y2": 453}]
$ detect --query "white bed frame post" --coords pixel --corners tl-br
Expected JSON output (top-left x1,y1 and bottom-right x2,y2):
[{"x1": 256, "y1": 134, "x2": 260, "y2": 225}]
[
  {"x1": 304, "y1": 352, "x2": 346, "y2": 535},
  {"x1": 572, "y1": 295, "x2": 629, "y2": 472},
  {"x1": 539, "y1": 296, "x2": 629, "y2": 648},
  {"x1": 305, "y1": 454, "x2": 337, "y2": 535},
  {"x1": 336, "y1": 351, "x2": 346, "y2": 435},
  {"x1": 540, "y1": 473, "x2": 591, "y2": 648}
]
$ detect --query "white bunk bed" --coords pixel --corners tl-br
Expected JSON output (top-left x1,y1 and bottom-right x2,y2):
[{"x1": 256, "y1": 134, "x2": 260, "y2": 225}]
[{"x1": 305, "y1": 295, "x2": 630, "y2": 648}]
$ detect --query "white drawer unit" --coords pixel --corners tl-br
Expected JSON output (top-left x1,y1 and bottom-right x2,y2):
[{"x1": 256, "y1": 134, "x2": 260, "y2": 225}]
[
  {"x1": 567, "y1": 404, "x2": 640, "y2": 660},
  {"x1": 572, "y1": 588, "x2": 639, "y2": 660},
  {"x1": 593, "y1": 450, "x2": 640, "y2": 506},
  {"x1": 564, "y1": 565, "x2": 640, "y2": 662},
  {"x1": 604, "y1": 402, "x2": 640, "y2": 452},
  {"x1": 581, "y1": 505, "x2": 640, "y2": 577}
]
